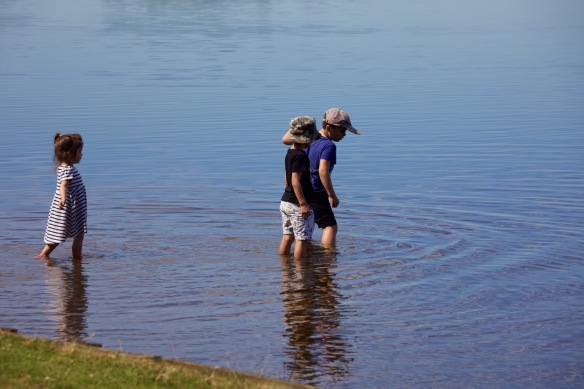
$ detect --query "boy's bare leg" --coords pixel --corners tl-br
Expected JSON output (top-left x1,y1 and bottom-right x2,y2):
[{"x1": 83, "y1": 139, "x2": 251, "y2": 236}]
[
  {"x1": 36, "y1": 243, "x2": 58, "y2": 259},
  {"x1": 72, "y1": 235, "x2": 84, "y2": 260},
  {"x1": 321, "y1": 225, "x2": 338, "y2": 249},
  {"x1": 279, "y1": 235, "x2": 295, "y2": 255},
  {"x1": 293, "y1": 239, "x2": 310, "y2": 259}
]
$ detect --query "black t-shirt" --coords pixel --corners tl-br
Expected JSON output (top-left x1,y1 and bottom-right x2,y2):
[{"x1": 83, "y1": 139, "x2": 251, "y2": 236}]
[{"x1": 281, "y1": 148, "x2": 313, "y2": 204}]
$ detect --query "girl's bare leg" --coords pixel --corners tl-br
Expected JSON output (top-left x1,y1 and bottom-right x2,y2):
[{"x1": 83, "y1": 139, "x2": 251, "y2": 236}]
[
  {"x1": 36, "y1": 243, "x2": 58, "y2": 259},
  {"x1": 72, "y1": 235, "x2": 84, "y2": 259}
]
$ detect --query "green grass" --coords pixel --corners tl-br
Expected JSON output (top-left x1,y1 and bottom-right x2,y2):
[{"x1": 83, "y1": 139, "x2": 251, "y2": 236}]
[{"x1": 0, "y1": 328, "x2": 312, "y2": 389}]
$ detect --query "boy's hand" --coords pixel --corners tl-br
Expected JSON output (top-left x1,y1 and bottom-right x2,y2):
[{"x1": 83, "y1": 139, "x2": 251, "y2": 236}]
[
  {"x1": 300, "y1": 203, "x2": 311, "y2": 219},
  {"x1": 329, "y1": 194, "x2": 340, "y2": 208}
]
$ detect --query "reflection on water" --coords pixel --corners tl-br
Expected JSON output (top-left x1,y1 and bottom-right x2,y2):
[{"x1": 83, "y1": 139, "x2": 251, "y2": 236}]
[
  {"x1": 280, "y1": 251, "x2": 352, "y2": 387},
  {"x1": 44, "y1": 258, "x2": 88, "y2": 342}
]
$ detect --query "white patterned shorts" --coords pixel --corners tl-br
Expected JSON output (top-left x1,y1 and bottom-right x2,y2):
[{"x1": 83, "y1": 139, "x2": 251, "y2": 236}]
[{"x1": 280, "y1": 201, "x2": 314, "y2": 241}]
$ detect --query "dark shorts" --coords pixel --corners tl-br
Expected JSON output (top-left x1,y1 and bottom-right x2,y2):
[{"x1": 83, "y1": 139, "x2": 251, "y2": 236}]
[{"x1": 310, "y1": 190, "x2": 337, "y2": 229}]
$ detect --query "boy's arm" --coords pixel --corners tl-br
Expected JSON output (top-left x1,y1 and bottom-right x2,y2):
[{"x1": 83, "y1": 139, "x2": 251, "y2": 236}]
[
  {"x1": 318, "y1": 159, "x2": 339, "y2": 208},
  {"x1": 59, "y1": 179, "x2": 70, "y2": 208},
  {"x1": 282, "y1": 131, "x2": 293, "y2": 145},
  {"x1": 291, "y1": 172, "x2": 310, "y2": 219}
]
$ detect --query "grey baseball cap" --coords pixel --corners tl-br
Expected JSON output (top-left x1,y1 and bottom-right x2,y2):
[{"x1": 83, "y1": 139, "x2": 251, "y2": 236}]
[
  {"x1": 324, "y1": 108, "x2": 361, "y2": 135},
  {"x1": 287, "y1": 116, "x2": 317, "y2": 144}
]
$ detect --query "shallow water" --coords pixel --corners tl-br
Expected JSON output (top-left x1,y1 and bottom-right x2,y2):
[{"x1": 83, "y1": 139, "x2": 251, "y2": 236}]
[{"x1": 1, "y1": 0, "x2": 583, "y2": 387}]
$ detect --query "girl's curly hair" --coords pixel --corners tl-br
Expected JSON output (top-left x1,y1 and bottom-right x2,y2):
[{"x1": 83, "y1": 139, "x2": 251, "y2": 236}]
[{"x1": 53, "y1": 132, "x2": 83, "y2": 167}]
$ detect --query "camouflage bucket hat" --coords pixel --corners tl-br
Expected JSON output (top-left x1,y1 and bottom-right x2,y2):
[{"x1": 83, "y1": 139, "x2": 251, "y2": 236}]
[{"x1": 287, "y1": 116, "x2": 317, "y2": 144}]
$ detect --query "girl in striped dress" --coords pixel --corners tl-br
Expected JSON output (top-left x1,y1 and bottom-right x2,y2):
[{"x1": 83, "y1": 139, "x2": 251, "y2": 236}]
[{"x1": 37, "y1": 133, "x2": 87, "y2": 259}]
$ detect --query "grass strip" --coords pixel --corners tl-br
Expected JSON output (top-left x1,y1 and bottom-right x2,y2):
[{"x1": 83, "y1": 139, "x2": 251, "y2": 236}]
[{"x1": 0, "y1": 328, "x2": 312, "y2": 389}]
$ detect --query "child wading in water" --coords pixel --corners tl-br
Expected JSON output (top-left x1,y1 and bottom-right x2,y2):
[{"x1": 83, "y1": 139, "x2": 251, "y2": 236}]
[
  {"x1": 37, "y1": 133, "x2": 87, "y2": 259},
  {"x1": 279, "y1": 116, "x2": 317, "y2": 258}
]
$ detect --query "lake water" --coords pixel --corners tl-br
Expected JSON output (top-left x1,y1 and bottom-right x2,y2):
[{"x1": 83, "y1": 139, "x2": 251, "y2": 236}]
[{"x1": 1, "y1": 0, "x2": 583, "y2": 387}]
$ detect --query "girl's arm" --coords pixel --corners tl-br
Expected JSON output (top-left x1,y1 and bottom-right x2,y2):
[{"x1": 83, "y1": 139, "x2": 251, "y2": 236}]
[
  {"x1": 59, "y1": 179, "x2": 71, "y2": 208},
  {"x1": 291, "y1": 172, "x2": 310, "y2": 219}
]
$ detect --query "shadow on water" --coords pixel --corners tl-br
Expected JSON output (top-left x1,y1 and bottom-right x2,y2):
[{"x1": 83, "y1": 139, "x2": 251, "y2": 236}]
[
  {"x1": 43, "y1": 258, "x2": 89, "y2": 342},
  {"x1": 279, "y1": 250, "x2": 353, "y2": 388}
]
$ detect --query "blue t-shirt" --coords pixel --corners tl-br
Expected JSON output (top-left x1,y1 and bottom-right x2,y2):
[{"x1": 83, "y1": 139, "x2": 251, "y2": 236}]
[{"x1": 307, "y1": 134, "x2": 336, "y2": 191}]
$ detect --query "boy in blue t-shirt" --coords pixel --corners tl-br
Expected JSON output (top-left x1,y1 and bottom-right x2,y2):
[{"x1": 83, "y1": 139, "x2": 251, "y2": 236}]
[
  {"x1": 279, "y1": 116, "x2": 318, "y2": 258},
  {"x1": 282, "y1": 108, "x2": 361, "y2": 249}
]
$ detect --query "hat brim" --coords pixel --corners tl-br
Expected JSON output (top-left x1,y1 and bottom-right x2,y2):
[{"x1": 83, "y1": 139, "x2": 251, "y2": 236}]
[
  {"x1": 326, "y1": 121, "x2": 361, "y2": 135},
  {"x1": 346, "y1": 125, "x2": 361, "y2": 135},
  {"x1": 288, "y1": 133, "x2": 313, "y2": 144}
]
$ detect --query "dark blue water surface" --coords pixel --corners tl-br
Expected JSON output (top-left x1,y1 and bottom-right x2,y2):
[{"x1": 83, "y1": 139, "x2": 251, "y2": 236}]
[{"x1": 1, "y1": 0, "x2": 583, "y2": 387}]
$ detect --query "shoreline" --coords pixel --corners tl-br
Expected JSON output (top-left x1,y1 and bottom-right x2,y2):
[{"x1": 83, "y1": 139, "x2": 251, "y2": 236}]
[{"x1": 0, "y1": 327, "x2": 314, "y2": 388}]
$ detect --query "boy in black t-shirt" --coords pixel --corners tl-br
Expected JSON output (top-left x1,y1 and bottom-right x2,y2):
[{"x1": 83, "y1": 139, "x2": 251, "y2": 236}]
[{"x1": 279, "y1": 116, "x2": 318, "y2": 258}]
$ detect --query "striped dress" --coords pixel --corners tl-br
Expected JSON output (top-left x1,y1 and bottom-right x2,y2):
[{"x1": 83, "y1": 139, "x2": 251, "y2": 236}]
[{"x1": 44, "y1": 165, "x2": 87, "y2": 244}]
